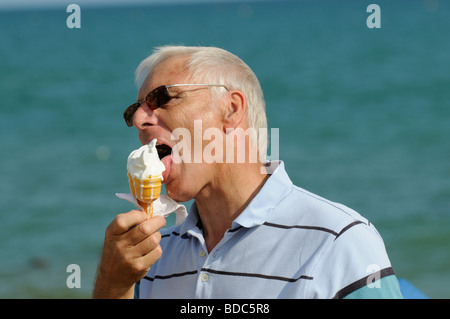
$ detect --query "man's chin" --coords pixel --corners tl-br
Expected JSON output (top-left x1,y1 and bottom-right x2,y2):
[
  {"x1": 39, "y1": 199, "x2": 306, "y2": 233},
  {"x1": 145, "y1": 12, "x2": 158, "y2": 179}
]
[{"x1": 165, "y1": 188, "x2": 193, "y2": 203}]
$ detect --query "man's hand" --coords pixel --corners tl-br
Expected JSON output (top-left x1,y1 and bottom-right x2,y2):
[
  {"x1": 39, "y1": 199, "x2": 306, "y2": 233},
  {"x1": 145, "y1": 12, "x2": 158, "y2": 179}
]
[{"x1": 93, "y1": 211, "x2": 166, "y2": 299}]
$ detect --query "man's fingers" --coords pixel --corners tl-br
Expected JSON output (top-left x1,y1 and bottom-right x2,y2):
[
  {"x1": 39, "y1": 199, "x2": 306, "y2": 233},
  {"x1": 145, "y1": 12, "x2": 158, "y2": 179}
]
[
  {"x1": 107, "y1": 210, "x2": 148, "y2": 236},
  {"x1": 116, "y1": 216, "x2": 165, "y2": 277},
  {"x1": 127, "y1": 216, "x2": 166, "y2": 246},
  {"x1": 139, "y1": 243, "x2": 163, "y2": 270},
  {"x1": 133, "y1": 230, "x2": 162, "y2": 256}
]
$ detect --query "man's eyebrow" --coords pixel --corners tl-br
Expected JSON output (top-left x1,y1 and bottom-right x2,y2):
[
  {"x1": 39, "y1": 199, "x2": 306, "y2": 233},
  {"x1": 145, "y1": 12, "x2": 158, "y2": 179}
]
[
  {"x1": 167, "y1": 87, "x2": 191, "y2": 96},
  {"x1": 167, "y1": 87, "x2": 183, "y2": 93},
  {"x1": 136, "y1": 88, "x2": 152, "y2": 101}
]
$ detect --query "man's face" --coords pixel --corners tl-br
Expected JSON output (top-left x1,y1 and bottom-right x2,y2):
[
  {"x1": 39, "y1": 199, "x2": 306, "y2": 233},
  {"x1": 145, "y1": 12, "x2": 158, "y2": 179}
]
[{"x1": 132, "y1": 57, "x2": 224, "y2": 202}]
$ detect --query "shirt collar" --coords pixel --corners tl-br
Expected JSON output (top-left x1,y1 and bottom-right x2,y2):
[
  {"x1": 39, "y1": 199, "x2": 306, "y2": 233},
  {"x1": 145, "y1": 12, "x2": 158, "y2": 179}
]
[
  {"x1": 232, "y1": 160, "x2": 292, "y2": 229},
  {"x1": 179, "y1": 160, "x2": 292, "y2": 236},
  {"x1": 180, "y1": 201, "x2": 202, "y2": 237}
]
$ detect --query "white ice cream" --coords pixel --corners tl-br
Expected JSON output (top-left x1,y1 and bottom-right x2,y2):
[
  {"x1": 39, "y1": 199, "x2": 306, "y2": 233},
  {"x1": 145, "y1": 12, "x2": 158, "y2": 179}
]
[{"x1": 127, "y1": 139, "x2": 165, "y2": 180}]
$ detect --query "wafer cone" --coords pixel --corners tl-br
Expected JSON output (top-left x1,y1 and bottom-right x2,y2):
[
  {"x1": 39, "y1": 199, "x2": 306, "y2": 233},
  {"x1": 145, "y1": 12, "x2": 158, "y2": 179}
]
[{"x1": 128, "y1": 172, "x2": 162, "y2": 218}]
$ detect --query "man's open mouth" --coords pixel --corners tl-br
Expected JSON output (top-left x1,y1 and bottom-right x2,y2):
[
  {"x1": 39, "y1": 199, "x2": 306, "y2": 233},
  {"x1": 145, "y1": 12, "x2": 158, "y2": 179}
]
[{"x1": 156, "y1": 144, "x2": 172, "y2": 160}]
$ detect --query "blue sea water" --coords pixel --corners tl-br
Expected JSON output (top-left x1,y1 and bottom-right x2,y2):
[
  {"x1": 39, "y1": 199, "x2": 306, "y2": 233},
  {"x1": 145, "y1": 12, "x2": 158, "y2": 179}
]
[{"x1": 0, "y1": 0, "x2": 449, "y2": 298}]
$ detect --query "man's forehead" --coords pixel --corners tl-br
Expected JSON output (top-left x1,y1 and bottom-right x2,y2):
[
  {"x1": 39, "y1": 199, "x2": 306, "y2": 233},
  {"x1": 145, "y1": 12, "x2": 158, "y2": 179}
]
[{"x1": 140, "y1": 56, "x2": 190, "y2": 94}]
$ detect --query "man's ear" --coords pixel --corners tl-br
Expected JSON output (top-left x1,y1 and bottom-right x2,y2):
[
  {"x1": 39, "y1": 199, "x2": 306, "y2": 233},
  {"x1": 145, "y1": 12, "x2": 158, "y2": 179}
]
[{"x1": 222, "y1": 90, "x2": 247, "y2": 133}]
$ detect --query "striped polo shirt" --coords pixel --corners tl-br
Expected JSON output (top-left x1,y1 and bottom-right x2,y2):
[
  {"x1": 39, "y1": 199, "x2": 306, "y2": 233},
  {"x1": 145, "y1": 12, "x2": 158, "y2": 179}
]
[{"x1": 137, "y1": 161, "x2": 402, "y2": 299}]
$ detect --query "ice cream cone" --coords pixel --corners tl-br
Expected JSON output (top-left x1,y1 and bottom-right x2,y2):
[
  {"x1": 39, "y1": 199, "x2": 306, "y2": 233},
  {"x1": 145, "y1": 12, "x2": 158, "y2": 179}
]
[
  {"x1": 128, "y1": 172, "x2": 162, "y2": 218},
  {"x1": 126, "y1": 139, "x2": 166, "y2": 218}
]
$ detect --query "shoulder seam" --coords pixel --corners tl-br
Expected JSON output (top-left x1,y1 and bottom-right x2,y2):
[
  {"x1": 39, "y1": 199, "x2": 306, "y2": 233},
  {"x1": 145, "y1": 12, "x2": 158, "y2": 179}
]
[{"x1": 334, "y1": 220, "x2": 365, "y2": 241}]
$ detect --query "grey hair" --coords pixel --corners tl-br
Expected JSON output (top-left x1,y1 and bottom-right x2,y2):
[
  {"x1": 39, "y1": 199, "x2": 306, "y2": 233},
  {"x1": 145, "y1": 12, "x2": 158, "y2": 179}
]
[{"x1": 135, "y1": 45, "x2": 268, "y2": 163}]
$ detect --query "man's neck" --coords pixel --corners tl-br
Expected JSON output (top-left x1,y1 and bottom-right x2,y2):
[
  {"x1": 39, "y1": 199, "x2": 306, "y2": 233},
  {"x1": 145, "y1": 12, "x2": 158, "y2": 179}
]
[{"x1": 194, "y1": 162, "x2": 269, "y2": 252}]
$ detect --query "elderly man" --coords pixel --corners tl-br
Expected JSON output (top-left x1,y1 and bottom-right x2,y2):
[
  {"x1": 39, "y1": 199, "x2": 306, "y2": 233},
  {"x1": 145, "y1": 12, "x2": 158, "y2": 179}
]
[{"x1": 93, "y1": 46, "x2": 402, "y2": 299}]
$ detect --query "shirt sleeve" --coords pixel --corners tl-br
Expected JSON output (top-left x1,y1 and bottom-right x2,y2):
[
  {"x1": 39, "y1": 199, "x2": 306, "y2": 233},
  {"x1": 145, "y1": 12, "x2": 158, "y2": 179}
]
[{"x1": 309, "y1": 220, "x2": 403, "y2": 299}]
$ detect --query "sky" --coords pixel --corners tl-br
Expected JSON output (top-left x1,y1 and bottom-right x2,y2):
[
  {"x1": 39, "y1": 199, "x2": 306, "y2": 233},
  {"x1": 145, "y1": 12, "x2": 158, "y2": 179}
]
[{"x1": 0, "y1": 0, "x2": 255, "y2": 10}]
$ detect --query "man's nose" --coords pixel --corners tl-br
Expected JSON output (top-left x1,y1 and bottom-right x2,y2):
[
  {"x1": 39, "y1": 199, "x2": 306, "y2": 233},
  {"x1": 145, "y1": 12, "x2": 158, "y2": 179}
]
[{"x1": 133, "y1": 103, "x2": 158, "y2": 128}]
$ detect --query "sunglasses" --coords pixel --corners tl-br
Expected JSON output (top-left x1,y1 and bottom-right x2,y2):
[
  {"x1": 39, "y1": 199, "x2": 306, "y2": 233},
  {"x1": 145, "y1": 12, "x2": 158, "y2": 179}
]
[{"x1": 123, "y1": 83, "x2": 229, "y2": 127}]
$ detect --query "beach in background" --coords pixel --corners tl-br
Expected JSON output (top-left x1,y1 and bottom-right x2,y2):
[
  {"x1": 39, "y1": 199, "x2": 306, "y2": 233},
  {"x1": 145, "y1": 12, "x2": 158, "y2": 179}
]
[{"x1": 0, "y1": 0, "x2": 449, "y2": 298}]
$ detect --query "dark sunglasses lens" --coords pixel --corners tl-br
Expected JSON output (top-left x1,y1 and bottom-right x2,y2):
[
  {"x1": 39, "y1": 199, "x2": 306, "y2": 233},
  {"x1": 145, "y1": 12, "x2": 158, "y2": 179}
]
[
  {"x1": 147, "y1": 86, "x2": 171, "y2": 110},
  {"x1": 124, "y1": 86, "x2": 171, "y2": 127},
  {"x1": 123, "y1": 103, "x2": 139, "y2": 127}
]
